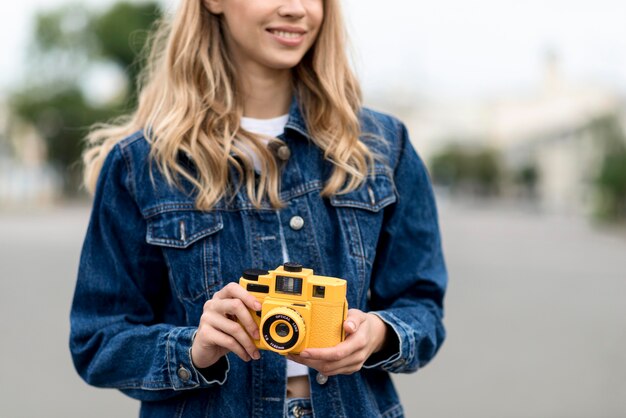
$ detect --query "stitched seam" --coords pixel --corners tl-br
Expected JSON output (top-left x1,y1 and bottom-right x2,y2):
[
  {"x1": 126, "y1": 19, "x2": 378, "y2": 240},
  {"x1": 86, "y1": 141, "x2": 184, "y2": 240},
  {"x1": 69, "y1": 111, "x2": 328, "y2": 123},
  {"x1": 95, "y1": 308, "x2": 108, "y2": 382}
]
[
  {"x1": 348, "y1": 208, "x2": 367, "y2": 302},
  {"x1": 166, "y1": 329, "x2": 174, "y2": 388},
  {"x1": 203, "y1": 237, "x2": 210, "y2": 300},
  {"x1": 381, "y1": 404, "x2": 404, "y2": 418},
  {"x1": 147, "y1": 225, "x2": 223, "y2": 248},
  {"x1": 119, "y1": 144, "x2": 138, "y2": 202},
  {"x1": 174, "y1": 398, "x2": 187, "y2": 418},
  {"x1": 144, "y1": 203, "x2": 199, "y2": 218},
  {"x1": 213, "y1": 229, "x2": 222, "y2": 297},
  {"x1": 118, "y1": 130, "x2": 146, "y2": 150},
  {"x1": 159, "y1": 247, "x2": 186, "y2": 306}
]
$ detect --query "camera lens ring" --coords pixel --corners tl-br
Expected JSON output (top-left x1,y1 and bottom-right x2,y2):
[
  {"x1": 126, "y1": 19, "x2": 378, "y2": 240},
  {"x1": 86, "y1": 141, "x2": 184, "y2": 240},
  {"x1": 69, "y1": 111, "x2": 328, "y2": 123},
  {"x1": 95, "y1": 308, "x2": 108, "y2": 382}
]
[{"x1": 261, "y1": 308, "x2": 305, "y2": 352}]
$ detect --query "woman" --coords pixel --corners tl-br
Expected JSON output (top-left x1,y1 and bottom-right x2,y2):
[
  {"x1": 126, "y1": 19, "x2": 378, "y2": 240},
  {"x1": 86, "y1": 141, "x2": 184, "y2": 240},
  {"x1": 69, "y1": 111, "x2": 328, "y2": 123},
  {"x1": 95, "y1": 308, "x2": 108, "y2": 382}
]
[{"x1": 70, "y1": 0, "x2": 447, "y2": 417}]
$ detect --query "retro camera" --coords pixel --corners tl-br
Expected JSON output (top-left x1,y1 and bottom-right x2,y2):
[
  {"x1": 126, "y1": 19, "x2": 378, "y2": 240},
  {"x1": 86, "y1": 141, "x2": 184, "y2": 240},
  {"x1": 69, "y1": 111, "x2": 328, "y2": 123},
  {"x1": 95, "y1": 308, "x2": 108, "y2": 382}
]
[{"x1": 238, "y1": 262, "x2": 348, "y2": 354}]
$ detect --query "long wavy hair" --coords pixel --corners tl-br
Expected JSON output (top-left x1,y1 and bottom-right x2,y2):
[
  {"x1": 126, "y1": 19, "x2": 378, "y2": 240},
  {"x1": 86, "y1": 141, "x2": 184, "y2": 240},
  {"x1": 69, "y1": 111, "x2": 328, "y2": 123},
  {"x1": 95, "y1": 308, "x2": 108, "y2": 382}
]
[{"x1": 83, "y1": 0, "x2": 376, "y2": 210}]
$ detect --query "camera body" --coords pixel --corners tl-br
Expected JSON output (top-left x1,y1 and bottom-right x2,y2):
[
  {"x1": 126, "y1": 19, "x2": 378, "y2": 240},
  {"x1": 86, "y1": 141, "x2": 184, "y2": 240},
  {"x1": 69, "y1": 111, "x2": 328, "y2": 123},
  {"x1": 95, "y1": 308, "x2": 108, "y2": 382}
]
[{"x1": 238, "y1": 262, "x2": 348, "y2": 355}]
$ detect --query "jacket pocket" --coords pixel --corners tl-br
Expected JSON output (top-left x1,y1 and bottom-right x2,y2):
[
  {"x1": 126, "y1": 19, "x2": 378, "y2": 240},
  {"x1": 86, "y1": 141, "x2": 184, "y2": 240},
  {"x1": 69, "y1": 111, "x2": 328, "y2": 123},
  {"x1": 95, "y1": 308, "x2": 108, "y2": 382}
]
[
  {"x1": 146, "y1": 209, "x2": 224, "y2": 302},
  {"x1": 146, "y1": 209, "x2": 223, "y2": 249},
  {"x1": 329, "y1": 172, "x2": 396, "y2": 259},
  {"x1": 329, "y1": 172, "x2": 396, "y2": 213}
]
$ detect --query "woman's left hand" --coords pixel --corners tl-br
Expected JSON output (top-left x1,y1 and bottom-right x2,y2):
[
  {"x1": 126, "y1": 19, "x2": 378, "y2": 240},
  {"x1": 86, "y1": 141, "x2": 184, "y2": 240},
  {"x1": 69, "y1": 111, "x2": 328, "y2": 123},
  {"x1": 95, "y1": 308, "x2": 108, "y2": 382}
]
[{"x1": 287, "y1": 309, "x2": 388, "y2": 376}]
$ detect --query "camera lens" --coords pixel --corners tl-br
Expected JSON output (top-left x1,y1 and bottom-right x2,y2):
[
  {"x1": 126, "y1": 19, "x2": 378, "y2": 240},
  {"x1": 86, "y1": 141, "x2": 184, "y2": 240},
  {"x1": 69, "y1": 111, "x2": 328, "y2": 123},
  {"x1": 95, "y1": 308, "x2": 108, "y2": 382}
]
[
  {"x1": 275, "y1": 323, "x2": 290, "y2": 337},
  {"x1": 261, "y1": 307, "x2": 306, "y2": 353}
]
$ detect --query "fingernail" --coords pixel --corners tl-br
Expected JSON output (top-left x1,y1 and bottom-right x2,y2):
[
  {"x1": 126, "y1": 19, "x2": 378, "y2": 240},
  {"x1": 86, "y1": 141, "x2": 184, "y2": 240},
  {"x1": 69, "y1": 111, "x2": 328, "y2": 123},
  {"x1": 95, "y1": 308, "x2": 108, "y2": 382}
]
[
  {"x1": 254, "y1": 302, "x2": 262, "y2": 311},
  {"x1": 299, "y1": 351, "x2": 310, "y2": 358},
  {"x1": 347, "y1": 321, "x2": 356, "y2": 332},
  {"x1": 253, "y1": 330, "x2": 260, "y2": 340},
  {"x1": 253, "y1": 351, "x2": 261, "y2": 360}
]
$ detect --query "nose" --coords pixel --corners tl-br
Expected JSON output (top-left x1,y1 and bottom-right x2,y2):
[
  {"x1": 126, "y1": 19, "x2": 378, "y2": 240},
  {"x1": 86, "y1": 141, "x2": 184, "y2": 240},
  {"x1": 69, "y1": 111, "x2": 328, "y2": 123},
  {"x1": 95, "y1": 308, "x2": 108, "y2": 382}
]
[{"x1": 278, "y1": 0, "x2": 307, "y2": 18}]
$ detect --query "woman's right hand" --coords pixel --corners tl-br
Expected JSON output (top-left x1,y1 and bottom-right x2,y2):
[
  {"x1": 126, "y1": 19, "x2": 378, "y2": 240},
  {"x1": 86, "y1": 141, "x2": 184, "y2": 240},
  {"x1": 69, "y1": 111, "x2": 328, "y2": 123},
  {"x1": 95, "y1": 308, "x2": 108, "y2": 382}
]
[{"x1": 191, "y1": 282, "x2": 262, "y2": 369}]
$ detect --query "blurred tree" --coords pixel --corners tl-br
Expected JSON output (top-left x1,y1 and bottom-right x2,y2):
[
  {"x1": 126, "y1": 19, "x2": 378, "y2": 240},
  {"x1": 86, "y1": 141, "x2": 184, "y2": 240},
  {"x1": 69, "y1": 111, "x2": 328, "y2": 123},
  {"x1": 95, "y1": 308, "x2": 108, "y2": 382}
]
[
  {"x1": 513, "y1": 163, "x2": 540, "y2": 199},
  {"x1": 590, "y1": 114, "x2": 626, "y2": 220},
  {"x1": 9, "y1": 1, "x2": 161, "y2": 195},
  {"x1": 429, "y1": 143, "x2": 502, "y2": 196}
]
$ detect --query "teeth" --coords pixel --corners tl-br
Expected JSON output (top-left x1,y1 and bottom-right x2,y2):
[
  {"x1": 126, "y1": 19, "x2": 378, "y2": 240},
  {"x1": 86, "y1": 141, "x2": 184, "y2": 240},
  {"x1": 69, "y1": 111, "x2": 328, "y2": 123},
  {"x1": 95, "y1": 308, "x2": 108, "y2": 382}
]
[{"x1": 271, "y1": 30, "x2": 303, "y2": 39}]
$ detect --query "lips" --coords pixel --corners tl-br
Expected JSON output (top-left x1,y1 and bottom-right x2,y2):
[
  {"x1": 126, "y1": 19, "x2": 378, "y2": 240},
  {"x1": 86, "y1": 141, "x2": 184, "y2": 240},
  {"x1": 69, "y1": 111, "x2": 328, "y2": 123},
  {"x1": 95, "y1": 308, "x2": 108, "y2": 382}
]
[{"x1": 266, "y1": 27, "x2": 307, "y2": 47}]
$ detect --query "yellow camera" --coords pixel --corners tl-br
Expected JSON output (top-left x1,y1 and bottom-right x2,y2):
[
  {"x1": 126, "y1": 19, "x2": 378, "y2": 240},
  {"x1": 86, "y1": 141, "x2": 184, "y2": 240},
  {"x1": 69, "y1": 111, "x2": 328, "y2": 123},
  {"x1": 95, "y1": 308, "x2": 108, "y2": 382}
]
[{"x1": 238, "y1": 262, "x2": 348, "y2": 355}]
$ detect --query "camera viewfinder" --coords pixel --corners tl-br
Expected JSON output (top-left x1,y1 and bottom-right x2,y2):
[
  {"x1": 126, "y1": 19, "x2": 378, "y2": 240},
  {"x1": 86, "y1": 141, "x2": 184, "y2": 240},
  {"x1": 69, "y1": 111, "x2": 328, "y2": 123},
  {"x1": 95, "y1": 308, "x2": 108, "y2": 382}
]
[
  {"x1": 276, "y1": 276, "x2": 303, "y2": 295},
  {"x1": 313, "y1": 286, "x2": 326, "y2": 298}
]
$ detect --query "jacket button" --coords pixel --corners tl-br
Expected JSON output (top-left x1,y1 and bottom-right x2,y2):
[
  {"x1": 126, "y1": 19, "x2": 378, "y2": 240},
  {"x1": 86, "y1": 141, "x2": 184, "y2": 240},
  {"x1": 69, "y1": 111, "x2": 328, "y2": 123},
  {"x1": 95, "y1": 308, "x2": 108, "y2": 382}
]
[
  {"x1": 277, "y1": 145, "x2": 291, "y2": 161},
  {"x1": 289, "y1": 216, "x2": 304, "y2": 231},
  {"x1": 177, "y1": 366, "x2": 191, "y2": 382},
  {"x1": 315, "y1": 372, "x2": 328, "y2": 385}
]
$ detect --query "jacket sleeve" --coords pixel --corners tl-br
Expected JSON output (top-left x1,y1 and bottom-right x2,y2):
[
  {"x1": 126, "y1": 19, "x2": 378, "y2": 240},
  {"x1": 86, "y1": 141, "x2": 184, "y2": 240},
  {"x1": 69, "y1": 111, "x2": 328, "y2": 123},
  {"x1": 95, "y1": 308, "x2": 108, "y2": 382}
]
[
  {"x1": 363, "y1": 122, "x2": 447, "y2": 374},
  {"x1": 69, "y1": 144, "x2": 229, "y2": 401}
]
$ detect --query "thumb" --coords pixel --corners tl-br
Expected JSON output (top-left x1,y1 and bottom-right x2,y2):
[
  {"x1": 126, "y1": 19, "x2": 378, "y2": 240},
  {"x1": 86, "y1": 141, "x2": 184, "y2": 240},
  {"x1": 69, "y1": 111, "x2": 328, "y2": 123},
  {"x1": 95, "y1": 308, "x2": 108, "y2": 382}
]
[{"x1": 344, "y1": 309, "x2": 366, "y2": 335}]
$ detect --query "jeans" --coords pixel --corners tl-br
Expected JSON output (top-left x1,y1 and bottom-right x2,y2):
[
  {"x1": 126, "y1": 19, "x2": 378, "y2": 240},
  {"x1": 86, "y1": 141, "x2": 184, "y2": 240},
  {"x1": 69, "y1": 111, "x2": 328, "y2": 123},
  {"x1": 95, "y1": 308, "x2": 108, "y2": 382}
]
[{"x1": 285, "y1": 398, "x2": 313, "y2": 418}]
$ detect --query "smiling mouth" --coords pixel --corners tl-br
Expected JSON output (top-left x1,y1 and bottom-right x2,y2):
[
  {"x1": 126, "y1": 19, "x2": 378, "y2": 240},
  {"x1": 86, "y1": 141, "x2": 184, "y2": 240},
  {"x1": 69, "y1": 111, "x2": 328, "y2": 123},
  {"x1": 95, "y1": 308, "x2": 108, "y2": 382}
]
[{"x1": 268, "y1": 29, "x2": 305, "y2": 39}]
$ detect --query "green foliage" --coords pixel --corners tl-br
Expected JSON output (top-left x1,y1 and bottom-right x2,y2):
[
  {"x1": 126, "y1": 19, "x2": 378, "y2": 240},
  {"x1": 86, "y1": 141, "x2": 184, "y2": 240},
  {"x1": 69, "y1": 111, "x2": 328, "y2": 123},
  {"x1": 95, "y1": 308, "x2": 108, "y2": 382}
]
[
  {"x1": 93, "y1": 2, "x2": 160, "y2": 100},
  {"x1": 9, "y1": 1, "x2": 161, "y2": 195},
  {"x1": 429, "y1": 143, "x2": 503, "y2": 196},
  {"x1": 590, "y1": 115, "x2": 626, "y2": 220}
]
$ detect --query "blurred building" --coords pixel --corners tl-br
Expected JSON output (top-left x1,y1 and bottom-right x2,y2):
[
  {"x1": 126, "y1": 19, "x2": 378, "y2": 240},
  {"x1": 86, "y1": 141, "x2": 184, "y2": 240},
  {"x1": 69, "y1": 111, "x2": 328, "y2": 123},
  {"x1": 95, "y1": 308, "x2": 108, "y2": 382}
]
[
  {"x1": 389, "y1": 54, "x2": 624, "y2": 215},
  {"x1": 0, "y1": 101, "x2": 61, "y2": 208}
]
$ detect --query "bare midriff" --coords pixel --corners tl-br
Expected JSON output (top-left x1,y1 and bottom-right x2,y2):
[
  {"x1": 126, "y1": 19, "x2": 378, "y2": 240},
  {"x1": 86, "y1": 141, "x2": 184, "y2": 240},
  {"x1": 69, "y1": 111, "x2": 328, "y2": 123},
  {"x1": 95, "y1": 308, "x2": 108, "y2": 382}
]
[{"x1": 286, "y1": 375, "x2": 311, "y2": 398}]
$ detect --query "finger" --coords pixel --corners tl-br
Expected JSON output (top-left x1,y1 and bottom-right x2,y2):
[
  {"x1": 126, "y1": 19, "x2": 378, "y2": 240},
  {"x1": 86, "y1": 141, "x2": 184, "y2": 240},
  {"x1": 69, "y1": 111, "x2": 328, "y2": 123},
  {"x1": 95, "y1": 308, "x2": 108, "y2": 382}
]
[
  {"x1": 204, "y1": 328, "x2": 252, "y2": 362},
  {"x1": 285, "y1": 354, "x2": 326, "y2": 371},
  {"x1": 299, "y1": 338, "x2": 361, "y2": 362},
  {"x1": 210, "y1": 314, "x2": 260, "y2": 360},
  {"x1": 214, "y1": 282, "x2": 262, "y2": 311},
  {"x1": 219, "y1": 298, "x2": 260, "y2": 340},
  {"x1": 318, "y1": 363, "x2": 362, "y2": 376},
  {"x1": 344, "y1": 309, "x2": 367, "y2": 335}
]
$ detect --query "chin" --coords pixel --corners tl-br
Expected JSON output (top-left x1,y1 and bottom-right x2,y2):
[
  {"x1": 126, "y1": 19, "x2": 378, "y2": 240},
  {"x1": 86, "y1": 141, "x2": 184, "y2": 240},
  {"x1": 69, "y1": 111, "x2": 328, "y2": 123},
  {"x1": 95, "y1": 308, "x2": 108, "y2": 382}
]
[{"x1": 267, "y1": 59, "x2": 305, "y2": 71}]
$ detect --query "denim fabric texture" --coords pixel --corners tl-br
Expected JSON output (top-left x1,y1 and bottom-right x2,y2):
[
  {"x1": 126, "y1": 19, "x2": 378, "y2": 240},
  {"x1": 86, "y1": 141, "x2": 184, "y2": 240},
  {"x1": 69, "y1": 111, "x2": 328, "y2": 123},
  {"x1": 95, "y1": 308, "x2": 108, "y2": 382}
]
[{"x1": 69, "y1": 99, "x2": 448, "y2": 418}]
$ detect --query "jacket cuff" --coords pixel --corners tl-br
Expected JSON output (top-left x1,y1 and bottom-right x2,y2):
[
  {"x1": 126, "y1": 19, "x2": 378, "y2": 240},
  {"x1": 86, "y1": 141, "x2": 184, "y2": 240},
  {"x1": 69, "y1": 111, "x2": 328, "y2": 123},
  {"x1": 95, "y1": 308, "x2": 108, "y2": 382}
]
[
  {"x1": 362, "y1": 311, "x2": 414, "y2": 373},
  {"x1": 166, "y1": 327, "x2": 229, "y2": 390}
]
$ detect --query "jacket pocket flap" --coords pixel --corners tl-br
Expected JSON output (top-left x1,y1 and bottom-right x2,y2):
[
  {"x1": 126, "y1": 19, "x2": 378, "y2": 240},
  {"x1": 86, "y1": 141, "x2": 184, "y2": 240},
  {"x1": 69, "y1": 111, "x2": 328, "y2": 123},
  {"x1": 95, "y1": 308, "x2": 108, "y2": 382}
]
[
  {"x1": 146, "y1": 210, "x2": 223, "y2": 248},
  {"x1": 330, "y1": 173, "x2": 397, "y2": 213}
]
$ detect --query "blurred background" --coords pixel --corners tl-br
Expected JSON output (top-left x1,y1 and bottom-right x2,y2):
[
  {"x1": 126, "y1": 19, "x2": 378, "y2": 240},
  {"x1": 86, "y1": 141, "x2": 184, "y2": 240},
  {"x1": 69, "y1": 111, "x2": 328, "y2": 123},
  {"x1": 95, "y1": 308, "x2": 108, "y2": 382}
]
[{"x1": 1, "y1": 0, "x2": 625, "y2": 417}]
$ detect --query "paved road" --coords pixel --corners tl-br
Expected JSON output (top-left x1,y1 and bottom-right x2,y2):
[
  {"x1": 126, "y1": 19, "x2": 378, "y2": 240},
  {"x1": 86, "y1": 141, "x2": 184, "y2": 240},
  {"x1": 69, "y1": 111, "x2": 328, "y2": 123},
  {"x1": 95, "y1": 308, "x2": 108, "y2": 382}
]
[{"x1": 1, "y1": 199, "x2": 625, "y2": 417}]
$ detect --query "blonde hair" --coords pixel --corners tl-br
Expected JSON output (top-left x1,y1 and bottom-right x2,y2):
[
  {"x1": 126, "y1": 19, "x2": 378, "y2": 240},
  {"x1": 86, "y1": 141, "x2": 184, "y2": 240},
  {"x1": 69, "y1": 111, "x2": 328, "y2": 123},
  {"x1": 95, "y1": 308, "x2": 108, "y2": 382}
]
[{"x1": 83, "y1": 0, "x2": 376, "y2": 210}]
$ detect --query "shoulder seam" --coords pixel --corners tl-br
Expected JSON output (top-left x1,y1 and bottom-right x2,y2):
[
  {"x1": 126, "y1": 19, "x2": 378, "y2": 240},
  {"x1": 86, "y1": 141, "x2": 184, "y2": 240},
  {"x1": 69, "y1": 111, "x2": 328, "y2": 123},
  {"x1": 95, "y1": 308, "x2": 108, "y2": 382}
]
[{"x1": 118, "y1": 130, "x2": 146, "y2": 150}]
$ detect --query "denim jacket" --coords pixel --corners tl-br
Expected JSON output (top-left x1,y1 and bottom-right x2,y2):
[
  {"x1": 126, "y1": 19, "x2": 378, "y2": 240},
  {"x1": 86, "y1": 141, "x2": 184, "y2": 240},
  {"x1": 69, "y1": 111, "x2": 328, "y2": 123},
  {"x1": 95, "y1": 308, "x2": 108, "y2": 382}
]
[{"x1": 70, "y1": 99, "x2": 447, "y2": 418}]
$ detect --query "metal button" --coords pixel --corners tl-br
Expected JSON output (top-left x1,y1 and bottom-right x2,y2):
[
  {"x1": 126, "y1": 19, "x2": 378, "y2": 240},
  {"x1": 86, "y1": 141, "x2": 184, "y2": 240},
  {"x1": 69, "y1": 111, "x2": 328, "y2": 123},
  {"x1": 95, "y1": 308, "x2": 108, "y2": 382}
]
[
  {"x1": 289, "y1": 216, "x2": 304, "y2": 231},
  {"x1": 277, "y1": 145, "x2": 291, "y2": 161},
  {"x1": 315, "y1": 372, "x2": 328, "y2": 385},
  {"x1": 177, "y1": 366, "x2": 191, "y2": 382}
]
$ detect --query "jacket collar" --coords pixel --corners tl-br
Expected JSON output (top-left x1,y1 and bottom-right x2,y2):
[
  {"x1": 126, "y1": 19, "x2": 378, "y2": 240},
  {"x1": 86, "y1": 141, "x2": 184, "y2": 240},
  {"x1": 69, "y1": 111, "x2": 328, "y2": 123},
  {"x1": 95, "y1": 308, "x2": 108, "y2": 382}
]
[{"x1": 284, "y1": 95, "x2": 311, "y2": 140}]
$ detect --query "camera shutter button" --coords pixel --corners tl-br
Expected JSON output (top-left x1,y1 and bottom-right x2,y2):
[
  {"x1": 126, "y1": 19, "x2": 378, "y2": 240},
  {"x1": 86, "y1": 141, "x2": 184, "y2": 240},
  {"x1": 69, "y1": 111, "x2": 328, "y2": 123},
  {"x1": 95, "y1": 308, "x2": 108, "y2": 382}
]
[
  {"x1": 289, "y1": 216, "x2": 304, "y2": 231},
  {"x1": 315, "y1": 372, "x2": 328, "y2": 385}
]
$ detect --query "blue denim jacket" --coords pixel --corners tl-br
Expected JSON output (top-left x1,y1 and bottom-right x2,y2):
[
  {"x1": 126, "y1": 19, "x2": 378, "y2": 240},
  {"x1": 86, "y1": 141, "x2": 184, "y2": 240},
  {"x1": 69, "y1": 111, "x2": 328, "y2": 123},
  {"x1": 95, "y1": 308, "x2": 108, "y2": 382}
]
[{"x1": 70, "y1": 100, "x2": 447, "y2": 418}]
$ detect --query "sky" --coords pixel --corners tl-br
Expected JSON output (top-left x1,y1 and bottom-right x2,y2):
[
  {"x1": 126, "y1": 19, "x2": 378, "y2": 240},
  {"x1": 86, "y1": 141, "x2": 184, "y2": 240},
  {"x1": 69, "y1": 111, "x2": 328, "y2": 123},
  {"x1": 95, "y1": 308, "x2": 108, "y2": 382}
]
[{"x1": 2, "y1": 0, "x2": 626, "y2": 101}]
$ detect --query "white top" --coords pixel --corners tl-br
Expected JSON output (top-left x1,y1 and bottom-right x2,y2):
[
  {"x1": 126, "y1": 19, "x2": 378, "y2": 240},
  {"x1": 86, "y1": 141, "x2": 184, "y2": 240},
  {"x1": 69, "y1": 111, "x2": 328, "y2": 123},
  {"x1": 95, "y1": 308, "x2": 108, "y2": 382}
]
[
  {"x1": 239, "y1": 114, "x2": 289, "y2": 173},
  {"x1": 239, "y1": 114, "x2": 309, "y2": 378}
]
